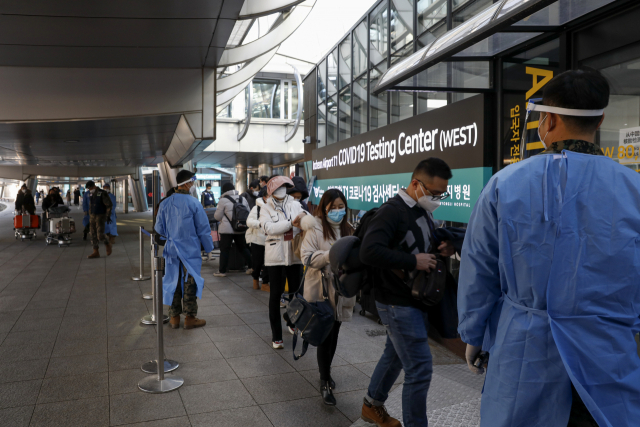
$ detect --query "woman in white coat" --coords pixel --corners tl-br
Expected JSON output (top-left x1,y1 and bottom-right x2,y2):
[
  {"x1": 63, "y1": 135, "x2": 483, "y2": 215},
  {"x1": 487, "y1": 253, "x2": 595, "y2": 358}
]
[
  {"x1": 259, "y1": 176, "x2": 307, "y2": 349},
  {"x1": 300, "y1": 188, "x2": 356, "y2": 406},
  {"x1": 246, "y1": 187, "x2": 269, "y2": 291}
]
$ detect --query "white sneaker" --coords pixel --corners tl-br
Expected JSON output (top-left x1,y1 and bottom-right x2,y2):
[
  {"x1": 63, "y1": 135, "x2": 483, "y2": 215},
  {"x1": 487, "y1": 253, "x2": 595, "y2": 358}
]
[
  {"x1": 272, "y1": 340, "x2": 284, "y2": 349},
  {"x1": 245, "y1": 268, "x2": 253, "y2": 275},
  {"x1": 288, "y1": 326, "x2": 296, "y2": 335},
  {"x1": 213, "y1": 271, "x2": 226, "y2": 277}
]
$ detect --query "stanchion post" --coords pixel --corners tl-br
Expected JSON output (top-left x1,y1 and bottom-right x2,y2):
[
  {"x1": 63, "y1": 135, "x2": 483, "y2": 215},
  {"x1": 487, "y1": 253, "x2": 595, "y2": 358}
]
[
  {"x1": 132, "y1": 226, "x2": 151, "y2": 283},
  {"x1": 139, "y1": 242, "x2": 183, "y2": 393},
  {"x1": 141, "y1": 228, "x2": 168, "y2": 326}
]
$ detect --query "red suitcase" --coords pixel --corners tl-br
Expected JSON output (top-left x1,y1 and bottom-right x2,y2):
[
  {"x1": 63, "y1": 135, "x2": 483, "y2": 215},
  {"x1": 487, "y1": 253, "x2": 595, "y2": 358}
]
[{"x1": 14, "y1": 214, "x2": 40, "y2": 229}]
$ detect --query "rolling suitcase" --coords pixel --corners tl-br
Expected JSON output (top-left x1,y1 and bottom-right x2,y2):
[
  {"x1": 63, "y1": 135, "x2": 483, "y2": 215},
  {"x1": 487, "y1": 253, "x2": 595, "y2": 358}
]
[
  {"x1": 358, "y1": 289, "x2": 381, "y2": 324},
  {"x1": 14, "y1": 214, "x2": 40, "y2": 229}
]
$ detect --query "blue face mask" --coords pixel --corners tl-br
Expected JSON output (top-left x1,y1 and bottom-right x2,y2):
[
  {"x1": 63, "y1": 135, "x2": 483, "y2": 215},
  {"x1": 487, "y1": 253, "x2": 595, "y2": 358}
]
[{"x1": 327, "y1": 208, "x2": 346, "y2": 224}]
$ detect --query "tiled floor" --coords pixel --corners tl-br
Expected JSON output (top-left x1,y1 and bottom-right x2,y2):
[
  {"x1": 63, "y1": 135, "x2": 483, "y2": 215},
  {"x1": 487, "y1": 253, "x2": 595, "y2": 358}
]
[{"x1": 0, "y1": 204, "x2": 482, "y2": 427}]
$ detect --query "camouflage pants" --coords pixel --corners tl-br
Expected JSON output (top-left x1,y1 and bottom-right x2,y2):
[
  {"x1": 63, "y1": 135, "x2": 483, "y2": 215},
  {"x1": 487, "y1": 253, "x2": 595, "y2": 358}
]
[
  {"x1": 169, "y1": 265, "x2": 198, "y2": 317},
  {"x1": 89, "y1": 213, "x2": 108, "y2": 249}
]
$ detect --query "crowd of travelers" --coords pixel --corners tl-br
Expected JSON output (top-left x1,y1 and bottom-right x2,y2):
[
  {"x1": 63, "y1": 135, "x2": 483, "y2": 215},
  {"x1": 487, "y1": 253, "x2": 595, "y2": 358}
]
[{"x1": 12, "y1": 69, "x2": 635, "y2": 427}]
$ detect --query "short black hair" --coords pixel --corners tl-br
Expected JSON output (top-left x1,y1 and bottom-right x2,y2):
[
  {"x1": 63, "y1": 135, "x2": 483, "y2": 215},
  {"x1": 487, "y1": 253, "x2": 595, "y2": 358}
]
[
  {"x1": 206, "y1": 183, "x2": 211, "y2": 188},
  {"x1": 259, "y1": 175, "x2": 269, "y2": 183},
  {"x1": 176, "y1": 170, "x2": 195, "y2": 185},
  {"x1": 221, "y1": 182, "x2": 235, "y2": 193},
  {"x1": 412, "y1": 158, "x2": 452, "y2": 181},
  {"x1": 249, "y1": 179, "x2": 260, "y2": 190},
  {"x1": 542, "y1": 68, "x2": 610, "y2": 134}
]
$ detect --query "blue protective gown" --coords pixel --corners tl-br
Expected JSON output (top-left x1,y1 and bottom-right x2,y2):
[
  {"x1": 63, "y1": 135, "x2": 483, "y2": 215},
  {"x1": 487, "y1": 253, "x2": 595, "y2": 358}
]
[
  {"x1": 82, "y1": 191, "x2": 91, "y2": 227},
  {"x1": 105, "y1": 193, "x2": 118, "y2": 236},
  {"x1": 458, "y1": 150, "x2": 640, "y2": 427},
  {"x1": 154, "y1": 193, "x2": 213, "y2": 305}
]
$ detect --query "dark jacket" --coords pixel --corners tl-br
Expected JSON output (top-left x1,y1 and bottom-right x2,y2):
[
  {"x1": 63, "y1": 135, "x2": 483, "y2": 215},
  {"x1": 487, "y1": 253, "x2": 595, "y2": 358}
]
[
  {"x1": 240, "y1": 190, "x2": 258, "y2": 210},
  {"x1": 42, "y1": 193, "x2": 64, "y2": 212},
  {"x1": 287, "y1": 176, "x2": 309, "y2": 199},
  {"x1": 201, "y1": 189, "x2": 216, "y2": 207},
  {"x1": 15, "y1": 190, "x2": 35, "y2": 214},
  {"x1": 73, "y1": 189, "x2": 80, "y2": 204},
  {"x1": 90, "y1": 188, "x2": 113, "y2": 217}
]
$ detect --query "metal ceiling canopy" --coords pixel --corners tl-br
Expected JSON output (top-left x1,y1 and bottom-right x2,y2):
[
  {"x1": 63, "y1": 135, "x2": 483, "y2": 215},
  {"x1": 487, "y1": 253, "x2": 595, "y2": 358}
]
[{"x1": 372, "y1": 0, "x2": 558, "y2": 95}]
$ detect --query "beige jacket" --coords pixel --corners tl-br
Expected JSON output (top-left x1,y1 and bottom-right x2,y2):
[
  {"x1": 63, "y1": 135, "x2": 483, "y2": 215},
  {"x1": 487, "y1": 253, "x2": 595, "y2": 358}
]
[{"x1": 300, "y1": 215, "x2": 355, "y2": 322}]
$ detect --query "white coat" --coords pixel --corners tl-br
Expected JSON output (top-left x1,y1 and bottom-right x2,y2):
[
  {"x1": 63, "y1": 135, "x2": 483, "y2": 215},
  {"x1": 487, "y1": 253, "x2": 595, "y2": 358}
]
[
  {"x1": 246, "y1": 198, "x2": 266, "y2": 246},
  {"x1": 300, "y1": 215, "x2": 355, "y2": 322},
  {"x1": 259, "y1": 194, "x2": 305, "y2": 266}
]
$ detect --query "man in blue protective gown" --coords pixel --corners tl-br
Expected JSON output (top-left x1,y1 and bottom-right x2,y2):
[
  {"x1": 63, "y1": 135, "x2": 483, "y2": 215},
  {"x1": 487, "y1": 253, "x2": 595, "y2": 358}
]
[
  {"x1": 82, "y1": 183, "x2": 91, "y2": 240},
  {"x1": 103, "y1": 183, "x2": 118, "y2": 245},
  {"x1": 458, "y1": 69, "x2": 640, "y2": 427},
  {"x1": 155, "y1": 170, "x2": 213, "y2": 330}
]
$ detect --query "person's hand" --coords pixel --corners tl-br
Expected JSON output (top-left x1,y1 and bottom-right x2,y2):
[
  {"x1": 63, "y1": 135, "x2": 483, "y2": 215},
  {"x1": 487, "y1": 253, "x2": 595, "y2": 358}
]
[
  {"x1": 465, "y1": 344, "x2": 484, "y2": 375},
  {"x1": 292, "y1": 212, "x2": 306, "y2": 228},
  {"x1": 438, "y1": 241, "x2": 455, "y2": 257},
  {"x1": 415, "y1": 253, "x2": 437, "y2": 272}
]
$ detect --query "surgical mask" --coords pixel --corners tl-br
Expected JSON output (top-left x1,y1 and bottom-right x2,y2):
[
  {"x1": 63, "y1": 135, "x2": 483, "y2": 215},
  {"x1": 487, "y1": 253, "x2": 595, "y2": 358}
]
[
  {"x1": 417, "y1": 185, "x2": 441, "y2": 213},
  {"x1": 272, "y1": 187, "x2": 287, "y2": 199},
  {"x1": 537, "y1": 114, "x2": 551, "y2": 148},
  {"x1": 22, "y1": 189, "x2": 26, "y2": 193},
  {"x1": 327, "y1": 208, "x2": 346, "y2": 224},
  {"x1": 253, "y1": 191, "x2": 259, "y2": 197}
]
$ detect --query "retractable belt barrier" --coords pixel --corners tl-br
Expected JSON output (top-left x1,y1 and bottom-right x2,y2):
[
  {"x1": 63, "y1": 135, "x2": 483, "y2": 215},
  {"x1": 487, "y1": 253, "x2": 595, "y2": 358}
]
[
  {"x1": 132, "y1": 226, "x2": 151, "y2": 284},
  {"x1": 138, "y1": 240, "x2": 183, "y2": 393}
]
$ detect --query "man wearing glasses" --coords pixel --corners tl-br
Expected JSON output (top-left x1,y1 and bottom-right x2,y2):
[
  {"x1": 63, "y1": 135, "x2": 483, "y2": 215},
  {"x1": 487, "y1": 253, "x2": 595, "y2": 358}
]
[{"x1": 360, "y1": 158, "x2": 455, "y2": 427}]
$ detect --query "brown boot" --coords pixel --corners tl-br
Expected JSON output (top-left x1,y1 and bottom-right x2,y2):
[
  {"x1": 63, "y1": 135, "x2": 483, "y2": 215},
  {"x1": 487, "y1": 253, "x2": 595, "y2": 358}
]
[
  {"x1": 87, "y1": 248, "x2": 100, "y2": 259},
  {"x1": 169, "y1": 316, "x2": 180, "y2": 329},
  {"x1": 184, "y1": 316, "x2": 206, "y2": 329},
  {"x1": 105, "y1": 243, "x2": 112, "y2": 256},
  {"x1": 253, "y1": 279, "x2": 260, "y2": 290},
  {"x1": 361, "y1": 399, "x2": 401, "y2": 427},
  {"x1": 109, "y1": 236, "x2": 115, "y2": 245},
  {"x1": 261, "y1": 283, "x2": 270, "y2": 292}
]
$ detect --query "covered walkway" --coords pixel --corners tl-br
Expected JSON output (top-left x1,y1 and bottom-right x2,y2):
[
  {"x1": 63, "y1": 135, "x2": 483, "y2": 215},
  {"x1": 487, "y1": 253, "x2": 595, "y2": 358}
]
[{"x1": 0, "y1": 204, "x2": 481, "y2": 427}]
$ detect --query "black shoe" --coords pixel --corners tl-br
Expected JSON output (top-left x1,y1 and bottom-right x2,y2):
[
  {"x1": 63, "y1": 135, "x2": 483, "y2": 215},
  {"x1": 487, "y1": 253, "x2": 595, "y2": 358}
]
[
  {"x1": 329, "y1": 376, "x2": 336, "y2": 390},
  {"x1": 320, "y1": 380, "x2": 336, "y2": 406}
]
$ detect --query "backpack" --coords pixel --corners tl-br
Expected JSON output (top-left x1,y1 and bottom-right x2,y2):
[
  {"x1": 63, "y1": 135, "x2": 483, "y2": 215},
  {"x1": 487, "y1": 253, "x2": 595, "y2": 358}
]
[{"x1": 224, "y1": 194, "x2": 250, "y2": 232}]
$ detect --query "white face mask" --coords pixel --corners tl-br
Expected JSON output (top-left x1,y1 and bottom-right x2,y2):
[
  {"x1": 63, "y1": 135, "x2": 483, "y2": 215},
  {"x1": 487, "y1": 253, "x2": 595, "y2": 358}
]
[
  {"x1": 272, "y1": 187, "x2": 287, "y2": 200},
  {"x1": 538, "y1": 114, "x2": 551, "y2": 148},
  {"x1": 253, "y1": 191, "x2": 259, "y2": 197},
  {"x1": 417, "y1": 184, "x2": 441, "y2": 213}
]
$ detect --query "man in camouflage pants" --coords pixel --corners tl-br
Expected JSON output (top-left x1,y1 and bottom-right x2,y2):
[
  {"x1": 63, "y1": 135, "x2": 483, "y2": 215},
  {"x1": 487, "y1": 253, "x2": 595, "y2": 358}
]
[
  {"x1": 86, "y1": 181, "x2": 113, "y2": 259},
  {"x1": 169, "y1": 265, "x2": 199, "y2": 325}
]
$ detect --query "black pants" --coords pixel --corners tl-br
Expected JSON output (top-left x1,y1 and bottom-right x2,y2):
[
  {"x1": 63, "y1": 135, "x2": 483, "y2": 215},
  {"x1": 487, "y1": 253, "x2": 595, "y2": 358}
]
[
  {"x1": 251, "y1": 244, "x2": 268, "y2": 283},
  {"x1": 567, "y1": 384, "x2": 598, "y2": 426},
  {"x1": 219, "y1": 234, "x2": 252, "y2": 273},
  {"x1": 317, "y1": 321, "x2": 342, "y2": 381},
  {"x1": 268, "y1": 265, "x2": 301, "y2": 342}
]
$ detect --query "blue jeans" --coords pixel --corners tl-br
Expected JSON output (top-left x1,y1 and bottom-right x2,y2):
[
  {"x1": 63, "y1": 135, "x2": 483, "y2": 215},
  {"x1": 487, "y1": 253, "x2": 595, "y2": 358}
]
[{"x1": 366, "y1": 302, "x2": 433, "y2": 427}]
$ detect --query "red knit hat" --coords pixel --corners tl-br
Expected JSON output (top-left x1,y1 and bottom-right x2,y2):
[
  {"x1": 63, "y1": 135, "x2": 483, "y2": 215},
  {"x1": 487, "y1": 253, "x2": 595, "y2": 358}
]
[{"x1": 266, "y1": 176, "x2": 294, "y2": 196}]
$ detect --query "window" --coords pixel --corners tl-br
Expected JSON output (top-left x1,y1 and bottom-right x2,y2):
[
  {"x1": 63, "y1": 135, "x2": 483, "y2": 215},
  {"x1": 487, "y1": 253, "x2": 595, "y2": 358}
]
[
  {"x1": 453, "y1": 0, "x2": 493, "y2": 28},
  {"x1": 328, "y1": 49, "x2": 338, "y2": 97},
  {"x1": 353, "y1": 76, "x2": 368, "y2": 136},
  {"x1": 251, "y1": 79, "x2": 280, "y2": 118},
  {"x1": 370, "y1": 66, "x2": 388, "y2": 130},
  {"x1": 370, "y1": 1, "x2": 389, "y2": 69},
  {"x1": 391, "y1": 91, "x2": 413, "y2": 123},
  {"x1": 327, "y1": 95, "x2": 338, "y2": 145},
  {"x1": 339, "y1": 86, "x2": 352, "y2": 141},
  {"x1": 391, "y1": 0, "x2": 414, "y2": 56},
  {"x1": 317, "y1": 102, "x2": 327, "y2": 148},
  {"x1": 317, "y1": 59, "x2": 327, "y2": 104},
  {"x1": 417, "y1": 0, "x2": 448, "y2": 35},
  {"x1": 417, "y1": 91, "x2": 448, "y2": 114},
  {"x1": 339, "y1": 36, "x2": 352, "y2": 89},
  {"x1": 353, "y1": 20, "x2": 368, "y2": 78}
]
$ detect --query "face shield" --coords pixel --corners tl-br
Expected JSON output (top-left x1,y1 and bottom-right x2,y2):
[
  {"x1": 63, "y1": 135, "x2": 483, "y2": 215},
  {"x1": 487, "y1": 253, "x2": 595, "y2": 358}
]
[{"x1": 520, "y1": 99, "x2": 605, "y2": 160}]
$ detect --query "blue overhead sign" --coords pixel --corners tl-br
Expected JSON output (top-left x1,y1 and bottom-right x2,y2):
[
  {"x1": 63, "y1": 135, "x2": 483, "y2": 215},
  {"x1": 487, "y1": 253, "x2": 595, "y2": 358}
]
[{"x1": 197, "y1": 174, "x2": 222, "y2": 180}]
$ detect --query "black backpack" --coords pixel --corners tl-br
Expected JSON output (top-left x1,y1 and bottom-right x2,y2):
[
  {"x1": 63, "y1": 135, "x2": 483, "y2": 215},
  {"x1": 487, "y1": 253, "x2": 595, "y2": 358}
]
[{"x1": 224, "y1": 195, "x2": 250, "y2": 232}]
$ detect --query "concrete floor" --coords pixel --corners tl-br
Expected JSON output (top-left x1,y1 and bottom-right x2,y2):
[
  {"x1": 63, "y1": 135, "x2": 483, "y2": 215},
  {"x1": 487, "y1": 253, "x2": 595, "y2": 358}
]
[{"x1": 0, "y1": 203, "x2": 483, "y2": 427}]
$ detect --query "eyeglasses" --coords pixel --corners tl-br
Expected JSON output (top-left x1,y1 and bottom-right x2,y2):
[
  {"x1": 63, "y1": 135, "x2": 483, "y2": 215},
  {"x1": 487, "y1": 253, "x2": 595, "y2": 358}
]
[{"x1": 417, "y1": 180, "x2": 450, "y2": 201}]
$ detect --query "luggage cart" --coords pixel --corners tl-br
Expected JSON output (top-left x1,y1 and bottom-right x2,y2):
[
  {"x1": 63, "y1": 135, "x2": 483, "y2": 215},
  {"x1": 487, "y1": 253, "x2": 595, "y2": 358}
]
[
  {"x1": 202, "y1": 207, "x2": 219, "y2": 261},
  {"x1": 13, "y1": 211, "x2": 39, "y2": 241},
  {"x1": 44, "y1": 206, "x2": 76, "y2": 247}
]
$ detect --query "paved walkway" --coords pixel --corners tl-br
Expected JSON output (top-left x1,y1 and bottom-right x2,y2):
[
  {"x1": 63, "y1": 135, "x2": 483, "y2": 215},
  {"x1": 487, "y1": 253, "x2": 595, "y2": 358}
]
[{"x1": 0, "y1": 204, "x2": 483, "y2": 427}]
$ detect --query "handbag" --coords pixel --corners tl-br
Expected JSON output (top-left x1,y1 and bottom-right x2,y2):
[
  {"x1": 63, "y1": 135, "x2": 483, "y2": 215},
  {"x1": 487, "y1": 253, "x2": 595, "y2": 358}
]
[
  {"x1": 286, "y1": 254, "x2": 335, "y2": 360},
  {"x1": 407, "y1": 213, "x2": 447, "y2": 306}
]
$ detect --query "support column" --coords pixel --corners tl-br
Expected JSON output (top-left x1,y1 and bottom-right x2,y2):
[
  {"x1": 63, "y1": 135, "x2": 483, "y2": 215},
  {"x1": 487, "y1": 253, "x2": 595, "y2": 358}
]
[
  {"x1": 25, "y1": 177, "x2": 38, "y2": 194},
  {"x1": 129, "y1": 168, "x2": 149, "y2": 213},
  {"x1": 157, "y1": 161, "x2": 178, "y2": 196},
  {"x1": 0, "y1": 185, "x2": 4, "y2": 199},
  {"x1": 236, "y1": 159, "x2": 247, "y2": 194},
  {"x1": 123, "y1": 179, "x2": 129, "y2": 214},
  {"x1": 258, "y1": 163, "x2": 272, "y2": 178}
]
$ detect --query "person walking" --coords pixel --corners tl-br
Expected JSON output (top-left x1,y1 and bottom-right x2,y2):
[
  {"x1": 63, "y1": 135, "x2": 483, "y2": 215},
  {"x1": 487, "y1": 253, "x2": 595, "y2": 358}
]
[
  {"x1": 86, "y1": 180, "x2": 113, "y2": 259},
  {"x1": 240, "y1": 179, "x2": 260, "y2": 210},
  {"x1": 300, "y1": 188, "x2": 356, "y2": 406},
  {"x1": 359, "y1": 158, "x2": 455, "y2": 427},
  {"x1": 287, "y1": 176, "x2": 310, "y2": 212},
  {"x1": 73, "y1": 187, "x2": 80, "y2": 206},
  {"x1": 82, "y1": 186, "x2": 91, "y2": 240},
  {"x1": 34, "y1": 189, "x2": 40, "y2": 206},
  {"x1": 458, "y1": 69, "x2": 640, "y2": 427},
  {"x1": 213, "y1": 182, "x2": 252, "y2": 277},
  {"x1": 259, "y1": 176, "x2": 269, "y2": 189},
  {"x1": 15, "y1": 184, "x2": 36, "y2": 215},
  {"x1": 259, "y1": 176, "x2": 308, "y2": 349},
  {"x1": 65, "y1": 190, "x2": 71, "y2": 206},
  {"x1": 103, "y1": 183, "x2": 118, "y2": 245},
  {"x1": 155, "y1": 170, "x2": 213, "y2": 330},
  {"x1": 246, "y1": 187, "x2": 270, "y2": 291}
]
